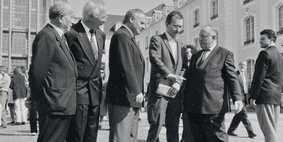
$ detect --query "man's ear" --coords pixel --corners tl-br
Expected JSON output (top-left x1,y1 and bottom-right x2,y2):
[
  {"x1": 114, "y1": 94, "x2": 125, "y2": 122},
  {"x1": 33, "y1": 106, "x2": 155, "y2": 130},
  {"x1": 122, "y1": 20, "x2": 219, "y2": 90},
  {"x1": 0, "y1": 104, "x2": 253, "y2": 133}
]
[
  {"x1": 58, "y1": 14, "x2": 64, "y2": 23},
  {"x1": 129, "y1": 16, "x2": 134, "y2": 23}
]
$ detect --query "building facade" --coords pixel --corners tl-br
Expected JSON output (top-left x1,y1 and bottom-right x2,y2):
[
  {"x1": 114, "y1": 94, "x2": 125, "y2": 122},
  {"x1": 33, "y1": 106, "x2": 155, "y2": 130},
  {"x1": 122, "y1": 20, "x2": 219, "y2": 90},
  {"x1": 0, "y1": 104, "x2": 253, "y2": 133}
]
[
  {"x1": 136, "y1": 0, "x2": 283, "y2": 88},
  {"x1": 0, "y1": 0, "x2": 67, "y2": 72}
]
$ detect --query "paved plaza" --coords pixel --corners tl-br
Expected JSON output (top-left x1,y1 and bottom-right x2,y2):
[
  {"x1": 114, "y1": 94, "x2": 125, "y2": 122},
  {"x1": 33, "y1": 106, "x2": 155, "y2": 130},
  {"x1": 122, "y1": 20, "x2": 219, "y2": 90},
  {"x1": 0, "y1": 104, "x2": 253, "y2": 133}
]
[{"x1": 0, "y1": 112, "x2": 283, "y2": 142}]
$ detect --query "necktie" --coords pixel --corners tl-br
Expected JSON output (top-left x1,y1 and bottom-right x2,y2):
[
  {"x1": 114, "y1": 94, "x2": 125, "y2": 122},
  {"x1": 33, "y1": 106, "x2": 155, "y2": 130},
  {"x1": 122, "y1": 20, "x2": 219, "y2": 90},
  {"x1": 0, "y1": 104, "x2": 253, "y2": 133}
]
[
  {"x1": 89, "y1": 29, "x2": 98, "y2": 60},
  {"x1": 61, "y1": 35, "x2": 70, "y2": 51},
  {"x1": 197, "y1": 49, "x2": 209, "y2": 66},
  {"x1": 241, "y1": 72, "x2": 248, "y2": 94}
]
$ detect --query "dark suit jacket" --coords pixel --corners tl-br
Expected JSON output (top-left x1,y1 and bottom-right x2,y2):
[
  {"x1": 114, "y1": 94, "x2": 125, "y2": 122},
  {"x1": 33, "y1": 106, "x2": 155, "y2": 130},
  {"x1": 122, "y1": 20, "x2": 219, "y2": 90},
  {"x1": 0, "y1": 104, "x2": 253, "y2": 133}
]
[
  {"x1": 106, "y1": 26, "x2": 145, "y2": 108},
  {"x1": 236, "y1": 70, "x2": 249, "y2": 105},
  {"x1": 184, "y1": 46, "x2": 242, "y2": 114},
  {"x1": 147, "y1": 33, "x2": 184, "y2": 98},
  {"x1": 65, "y1": 21, "x2": 105, "y2": 106},
  {"x1": 250, "y1": 46, "x2": 283, "y2": 105},
  {"x1": 29, "y1": 24, "x2": 78, "y2": 115},
  {"x1": 10, "y1": 74, "x2": 27, "y2": 100}
]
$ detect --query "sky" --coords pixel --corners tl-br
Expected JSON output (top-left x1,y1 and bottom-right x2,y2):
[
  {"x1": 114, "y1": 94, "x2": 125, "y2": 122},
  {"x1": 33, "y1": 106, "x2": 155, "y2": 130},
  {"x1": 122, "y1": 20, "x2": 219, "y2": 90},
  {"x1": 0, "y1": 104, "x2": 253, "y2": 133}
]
[{"x1": 69, "y1": 0, "x2": 173, "y2": 17}]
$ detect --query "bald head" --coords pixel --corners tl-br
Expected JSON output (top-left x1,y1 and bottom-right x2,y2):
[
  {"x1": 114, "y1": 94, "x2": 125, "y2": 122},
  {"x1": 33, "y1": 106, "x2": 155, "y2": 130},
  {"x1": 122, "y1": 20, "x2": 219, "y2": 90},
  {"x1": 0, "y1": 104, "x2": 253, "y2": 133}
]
[
  {"x1": 49, "y1": 1, "x2": 74, "y2": 32},
  {"x1": 200, "y1": 25, "x2": 218, "y2": 39},
  {"x1": 199, "y1": 25, "x2": 218, "y2": 50},
  {"x1": 49, "y1": 1, "x2": 73, "y2": 20},
  {"x1": 82, "y1": 0, "x2": 106, "y2": 27}
]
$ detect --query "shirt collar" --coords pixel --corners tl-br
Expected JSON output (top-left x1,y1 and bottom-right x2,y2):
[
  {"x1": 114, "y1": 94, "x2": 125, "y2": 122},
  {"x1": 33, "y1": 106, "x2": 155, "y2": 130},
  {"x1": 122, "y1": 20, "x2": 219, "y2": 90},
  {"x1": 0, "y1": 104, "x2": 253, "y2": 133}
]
[
  {"x1": 122, "y1": 24, "x2": 134, "y2": 37},
  {"x1": 265, "y1": 43, "x2": 275, "y2": 50},
  {"x1": 208, "y1": 42, "x2": 217, "y2": 51},
  {"x1": 49, "y1": 22, "x2": 64, "y2": 37},
  {"x1": 165, "y1": 32, "x2": 176, "y2": 41},
  {"x1": 81, "y1": 21, "x2": 91, "y2": 34}
]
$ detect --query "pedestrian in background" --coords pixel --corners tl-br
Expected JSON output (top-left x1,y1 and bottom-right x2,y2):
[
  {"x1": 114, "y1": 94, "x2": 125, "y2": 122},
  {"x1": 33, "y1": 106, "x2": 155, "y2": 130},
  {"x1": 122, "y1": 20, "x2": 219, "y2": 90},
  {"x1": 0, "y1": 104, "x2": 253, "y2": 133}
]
[
  {"x1": 0, "y1": 66, "x2": 11, "y2": 128},
  {"x1": 250, "y1": 29, "x2": 283, "y2": 142},
  {"x1": 10, "y1": 67, "x2": 28, "y2": 125}
]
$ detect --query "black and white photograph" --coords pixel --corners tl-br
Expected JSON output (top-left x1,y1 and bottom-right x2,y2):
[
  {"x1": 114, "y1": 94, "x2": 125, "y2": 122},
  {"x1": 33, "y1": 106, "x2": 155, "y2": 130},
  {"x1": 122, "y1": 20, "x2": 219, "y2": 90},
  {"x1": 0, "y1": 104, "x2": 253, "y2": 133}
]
[{"x1": 0, "y1": 0, "x2": 283, "y2": 142}]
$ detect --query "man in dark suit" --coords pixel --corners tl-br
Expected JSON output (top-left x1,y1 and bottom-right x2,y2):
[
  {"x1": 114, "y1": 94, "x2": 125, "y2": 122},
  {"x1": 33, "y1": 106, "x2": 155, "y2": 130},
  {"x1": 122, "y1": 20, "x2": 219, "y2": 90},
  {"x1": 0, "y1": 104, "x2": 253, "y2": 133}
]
[
  {"x1": 28, "y1": 2, "x2": 77, "y2": 142},
  {"x1": 106, "y1": 9, "x2": 145, "y2": 142},
  {"x1": 227, "y1": 61, "x2": 256, "y2": 138},
  {"x1": 250, "y1": 29, "x2": 283, "y2": 142},
  {"x1": 65, "y1": 1, "x2": 107, "y2": 142},
  {"x1": 147, "y1": 11, "x2": 185, "y2": 142},
  {"x1": 183, "y1": 25, "x2": 243, "y2": 142}
]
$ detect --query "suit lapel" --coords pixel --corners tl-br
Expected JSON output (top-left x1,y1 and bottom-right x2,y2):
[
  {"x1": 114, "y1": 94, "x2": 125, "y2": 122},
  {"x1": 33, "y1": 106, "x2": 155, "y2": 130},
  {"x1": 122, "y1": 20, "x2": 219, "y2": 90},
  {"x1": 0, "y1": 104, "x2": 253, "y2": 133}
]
[
  {"x1": 198, "y1": 46, "x2": 219, "y2": 68},
  {"x1": 161, "y1": 33, "x2": 175, "y2": 65},
  {"x1": 77, "y1": 31, "x2": 96, "y2": 67},
  {"x1": 131, "y1": 37, "x2": 144, "y2": 63},
  {"x1": 49, "y1": 25, "x2": 77, "y2": 73}
]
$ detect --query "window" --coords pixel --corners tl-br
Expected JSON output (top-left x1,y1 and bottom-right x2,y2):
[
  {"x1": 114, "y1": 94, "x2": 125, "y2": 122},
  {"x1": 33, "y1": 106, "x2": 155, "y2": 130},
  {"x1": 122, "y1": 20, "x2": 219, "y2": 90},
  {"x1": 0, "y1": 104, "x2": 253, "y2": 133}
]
[
  {"x1": 13, "y1": 0, "x2": 29, "y2": 29},
  {"x1": 210, "y1": 0, "x2": 218, "y2": 20},
  {"x1": 193, "y1": 9, "x2": 200, "y2": 28},
  {"x1": 1, "y1": 57, "x2": 9, "y2": 70},
  {"x1": 2, "y1": 32, "x2": 9, "y2": 54},
  {"x1": 244, "y1": 16, "x2": 254, "y2": 45},
  {"x1": 243, "y1": 0, "x2": 253, "y2": 5},
  {"x1": 278, "y1": 5, "x2": 283, "y2": 35},
  {"x1": 12, "y1": 32, "x2": 27, "y2": 55},
  {"x1": 11, "y1": 58, "x2": 28, "y2": 69}
]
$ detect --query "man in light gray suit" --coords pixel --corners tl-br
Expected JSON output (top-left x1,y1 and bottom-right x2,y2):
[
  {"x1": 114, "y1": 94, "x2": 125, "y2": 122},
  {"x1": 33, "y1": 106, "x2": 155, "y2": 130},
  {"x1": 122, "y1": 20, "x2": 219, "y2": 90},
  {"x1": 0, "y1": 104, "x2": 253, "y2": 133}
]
[{"x1": 147, "y1": 11, "x2": 185, "y2": 142}]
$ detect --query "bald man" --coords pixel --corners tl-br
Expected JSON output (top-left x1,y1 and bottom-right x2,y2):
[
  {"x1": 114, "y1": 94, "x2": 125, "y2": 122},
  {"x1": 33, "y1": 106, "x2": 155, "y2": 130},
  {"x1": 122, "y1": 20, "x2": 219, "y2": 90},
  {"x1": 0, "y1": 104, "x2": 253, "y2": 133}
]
[
  {"x1": 65, "y1": 1, "x2": 107, "y2": 142},
  {"x1": 28, "y1": 1, "x2": 77, "y2": 142},
  {"x1": 183, "y1": 26, "x2": 243, "y2": 142}
]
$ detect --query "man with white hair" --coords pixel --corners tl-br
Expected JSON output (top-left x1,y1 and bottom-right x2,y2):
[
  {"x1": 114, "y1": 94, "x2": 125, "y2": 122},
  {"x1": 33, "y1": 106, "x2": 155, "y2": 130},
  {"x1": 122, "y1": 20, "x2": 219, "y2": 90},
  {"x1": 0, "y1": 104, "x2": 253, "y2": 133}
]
[
  {"x1": 28, "y1": 1, "x2": 77, "y2": 142},
  {"x1": 65, "y1": 1, "x2": 107, "y2": 142}
]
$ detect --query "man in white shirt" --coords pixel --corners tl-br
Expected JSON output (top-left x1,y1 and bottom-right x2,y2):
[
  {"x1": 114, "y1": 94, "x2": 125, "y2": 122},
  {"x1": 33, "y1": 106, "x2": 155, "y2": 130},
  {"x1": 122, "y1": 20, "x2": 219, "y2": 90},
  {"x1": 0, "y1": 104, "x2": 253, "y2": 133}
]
[
  {"x1": 65, "y1": 1, "x2": 107, "y2": 142},
  {"x1": 147, "y1": 11, "x2": 185, "y2": 142}
]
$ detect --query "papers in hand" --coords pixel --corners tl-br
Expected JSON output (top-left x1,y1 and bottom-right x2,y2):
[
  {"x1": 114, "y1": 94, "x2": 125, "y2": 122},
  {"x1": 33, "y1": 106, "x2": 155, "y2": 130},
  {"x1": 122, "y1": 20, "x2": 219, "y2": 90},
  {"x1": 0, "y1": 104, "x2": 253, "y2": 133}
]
[{"x1": 156, "y1": 83, "x2": 176, "y2": 98}]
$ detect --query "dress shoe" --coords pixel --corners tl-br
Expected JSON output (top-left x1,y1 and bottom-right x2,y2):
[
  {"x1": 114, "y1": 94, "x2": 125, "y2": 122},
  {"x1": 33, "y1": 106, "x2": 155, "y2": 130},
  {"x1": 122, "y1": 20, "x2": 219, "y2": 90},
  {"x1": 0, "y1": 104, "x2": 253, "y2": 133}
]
[
  {"x1": 227, "y1": 131, "x2": 237, "y2": 136},
  {"x1": 1, "y1": 124, "x2": 7, "y2": 128},
  {"x1": 15, "y1": 122, "x2": 21, "y2": 125},
  {"x1": 248, "y1": 133, "x2": 256, "y2": 138}
]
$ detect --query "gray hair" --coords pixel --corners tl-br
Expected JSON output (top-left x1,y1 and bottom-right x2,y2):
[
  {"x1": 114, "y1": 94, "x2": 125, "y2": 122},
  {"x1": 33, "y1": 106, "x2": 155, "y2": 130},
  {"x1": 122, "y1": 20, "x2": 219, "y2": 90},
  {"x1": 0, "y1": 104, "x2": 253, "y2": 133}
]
[
  {"x1": 201, "y1": 25, "x2": 218, "y2": 39},
  {"x1": 122, "y1": 9, "x2": 145, "y2": 24},
  {"x1": 82, "y1": 0, "x2": 106, "y2": 20},
  {"x1": 49, "y1": 1, "x2": 72, "y2": 20}
]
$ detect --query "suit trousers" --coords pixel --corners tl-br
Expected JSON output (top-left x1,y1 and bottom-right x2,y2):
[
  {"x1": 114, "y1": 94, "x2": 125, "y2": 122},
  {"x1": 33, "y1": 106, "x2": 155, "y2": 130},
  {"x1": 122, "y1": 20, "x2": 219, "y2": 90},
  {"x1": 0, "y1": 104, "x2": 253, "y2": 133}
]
[
  {"x1": 108, "y1": 104, "x2": 140, "y2": 142},
  {"x1": 37, "y1": 113, "x2": 72, "y2": 142},
  {"x1": 188, "y1": 113, "x2": 228, "y2": 142},
  {"x1": 29, "y1": 106, "x2": 38, "y2": 133},
  {"x1": 256, "y1": 104, "x2": 280, "y2": 142},
  {"x1": 0, "y1": 91, "x2": 8, "y2": 125},
  {"x1": 227, "y1": 106, "x2": 254, "y2": 135},
  {"x1": 147, "y1": 96, "x2": 169, "y2": 142},
  {"x1": 67, "y1": 104, "x2": 100, "y2": 142},
  {"x1": 181, "y1": 112, "x2": 194, "y2": 142},
  {"x1": 165, "y1": 96, "x2": 182, "y2": 142}
]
